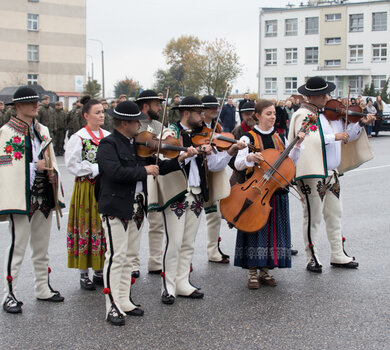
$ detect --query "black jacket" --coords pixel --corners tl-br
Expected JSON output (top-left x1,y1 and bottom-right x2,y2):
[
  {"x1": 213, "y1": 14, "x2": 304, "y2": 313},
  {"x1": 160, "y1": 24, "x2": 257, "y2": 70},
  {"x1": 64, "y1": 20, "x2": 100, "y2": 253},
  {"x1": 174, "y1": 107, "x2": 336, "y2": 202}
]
[{"x1": 96, "y1": 129, "x2": 181, "y2": 219}]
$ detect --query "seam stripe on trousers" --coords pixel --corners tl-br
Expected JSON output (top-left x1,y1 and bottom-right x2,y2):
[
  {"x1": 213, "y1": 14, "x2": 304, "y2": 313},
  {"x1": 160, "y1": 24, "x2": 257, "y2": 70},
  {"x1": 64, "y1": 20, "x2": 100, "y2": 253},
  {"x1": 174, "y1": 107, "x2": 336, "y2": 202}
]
[
  {"x1": 7, "y1": 214, "x2": 16, "y2": 294},
  {"x1": 104, "y1": 215, "x2": 115, "y2": 304},
  {"x1": 300, "y1": 180, "x2": 320, "y2": 266},
  {"x1": 161, "y1": 211, "x2": 169, "y2": 295}
]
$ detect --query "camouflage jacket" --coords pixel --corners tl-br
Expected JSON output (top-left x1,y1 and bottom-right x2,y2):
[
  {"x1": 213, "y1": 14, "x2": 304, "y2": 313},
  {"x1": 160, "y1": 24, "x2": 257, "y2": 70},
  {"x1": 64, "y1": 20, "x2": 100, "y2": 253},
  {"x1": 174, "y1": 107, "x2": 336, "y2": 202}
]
[{"x1": 38, "y1": 105, "x2": 56, "y2": 134}]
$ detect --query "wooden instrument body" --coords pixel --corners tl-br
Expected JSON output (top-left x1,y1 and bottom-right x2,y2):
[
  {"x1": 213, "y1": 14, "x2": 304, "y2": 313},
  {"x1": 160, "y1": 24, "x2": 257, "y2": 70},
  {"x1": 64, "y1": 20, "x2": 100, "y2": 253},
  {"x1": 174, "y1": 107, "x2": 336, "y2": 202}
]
[{"x1": 220, "y1": 148, "x2": 295, "y2": 233}]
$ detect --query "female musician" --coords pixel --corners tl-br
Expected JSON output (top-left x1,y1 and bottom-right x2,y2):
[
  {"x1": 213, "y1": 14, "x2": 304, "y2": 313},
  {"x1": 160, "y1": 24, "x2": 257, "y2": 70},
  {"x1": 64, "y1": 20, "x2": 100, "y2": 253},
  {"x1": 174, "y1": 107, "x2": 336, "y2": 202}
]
[
  {"x1": 65, "y1": 96, "x2": 110, "y2": 290},
  {"x1": 234, "y1": 100, "x2": 305, "y2": 289}
]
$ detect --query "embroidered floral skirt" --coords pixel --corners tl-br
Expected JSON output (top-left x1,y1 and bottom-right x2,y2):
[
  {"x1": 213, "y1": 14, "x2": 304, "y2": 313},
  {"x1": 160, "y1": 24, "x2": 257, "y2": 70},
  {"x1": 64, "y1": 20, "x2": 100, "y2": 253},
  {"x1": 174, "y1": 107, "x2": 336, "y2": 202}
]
[
  {"x1": 67, "y1": 179, "x2": 105, "y2": 270},
  {"x1": 234, "y1": 192, "x2": 291, "y2": 269}
]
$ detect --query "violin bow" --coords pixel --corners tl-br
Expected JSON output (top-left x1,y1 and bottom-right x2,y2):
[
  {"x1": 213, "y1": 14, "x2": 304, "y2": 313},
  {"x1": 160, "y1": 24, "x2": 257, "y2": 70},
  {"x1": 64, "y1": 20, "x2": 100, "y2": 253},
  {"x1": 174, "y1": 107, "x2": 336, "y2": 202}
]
[
  {"x1": 345, "y1": 85, "x2": 351, "y2": 132},
  {"x1": 208, "y1": 83, "x2": 230, "y2": 146},
  {"x1": 155, "y1": 86, "x2": 170, "y2": 165}
]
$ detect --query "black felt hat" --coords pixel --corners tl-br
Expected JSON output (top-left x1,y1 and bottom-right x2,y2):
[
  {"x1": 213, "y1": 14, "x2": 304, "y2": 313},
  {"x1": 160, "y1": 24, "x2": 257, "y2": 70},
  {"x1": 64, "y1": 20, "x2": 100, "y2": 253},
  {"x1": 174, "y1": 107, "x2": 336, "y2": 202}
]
[
  {"x1": 6, "y1": 87, "x2": 42, "y2": 105},
  {"x1": 108, "y1": 101, "x2": 146, "y2": 120},
  {"x1": 201, "y1": 95, "x2": 219, "y2": 109},
  {"x1": 240, "y1": 101, "x2": 255, "y2": 112},
  {"x1": 135, "y1": 90, "x2": 165, "y2": 104},
  {"x1": 171, "y1": 96, "x2": 205, "y2": 110},
  {"x1": 297, "y1": 76, "x2": 336, "y2": 96}
]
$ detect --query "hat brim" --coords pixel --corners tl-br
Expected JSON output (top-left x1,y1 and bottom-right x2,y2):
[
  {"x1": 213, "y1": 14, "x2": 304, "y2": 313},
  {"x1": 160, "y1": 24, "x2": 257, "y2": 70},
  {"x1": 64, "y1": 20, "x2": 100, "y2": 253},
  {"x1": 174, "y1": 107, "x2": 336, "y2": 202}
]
[
  {"x1": 171, "y1": 104, "x2": 205, "y2": 110},
  {"x1": 108, "y1": 109, "x2": 147, "y2": 120},
  {"x1": 6, "y1": 97, "x2": 42, "y2": 106},
  {"x1": 202, "y1": 103, "x2": 219, "y2": 109},
  {"x1": 135, "y1": 97, "x2": 165, "y2": 103},
  {"x1": 297, "y1": 82, "x2": 336, "y2": 96}
]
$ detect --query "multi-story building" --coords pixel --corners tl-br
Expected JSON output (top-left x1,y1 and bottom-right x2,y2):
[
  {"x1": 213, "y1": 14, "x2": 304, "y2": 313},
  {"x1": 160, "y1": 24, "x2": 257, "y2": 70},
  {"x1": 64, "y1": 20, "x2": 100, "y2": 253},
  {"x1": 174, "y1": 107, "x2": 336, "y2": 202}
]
[
  {"x1": 258, "y1": 0, "x2": 390, "y2": 99},
  {"x1": 0, "y1": 0, "x2": 86, "y2": 97}
]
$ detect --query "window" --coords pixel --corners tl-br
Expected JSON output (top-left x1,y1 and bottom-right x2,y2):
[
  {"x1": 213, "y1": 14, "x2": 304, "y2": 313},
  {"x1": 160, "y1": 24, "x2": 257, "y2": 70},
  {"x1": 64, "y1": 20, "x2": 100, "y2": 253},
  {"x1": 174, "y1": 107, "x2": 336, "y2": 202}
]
[
  {"x1": 264, "y1": 78, "x2": 277, "y2": 94},
  {"x1": 349, "y1": 14, "x2": 363, "y2": 32},
  {"x1": 27, "y1": 44, "x2": 39, "y2": 62},
  {"x1": 349, "y1": 45, "x2": 363, "y2": 63},
  {"x1": 265, "y1": 49, "x2": 277, "y2": 65},
  {"x1": 285, "y1": 48, "x2": 297, "y2": 64},
  {"x1": 325, "y1": 13, "x2": 341, "y2": 22},
  {"x1": 349, "y1": 76, "x2": 363, "y2": 94},
  {"x1": 285, "y1": 18, "x2": 297, "y2": 36},
  {"x1": 27, "y1": 14, "x2": 38, "y2": 31},
  {"x1": 305, "y1": 17, "x2": 319, "y2": 34},
  {"x1": 325, "y1": 59, "x2": 341, "y2": 67},
  {"x1": 285, "y1": 77, "x2": 297, "y2": 94},
  {"x1": 372, "y1": 12, "x2": 387, "y2": 31},
  {"x1": 325, "y1": 37, "x2": 341, "y2": 45},
  {"x1": 372, "y1": 75, "x2": 387, "y2": 90},
  {"x1": 265, "y1": 20, "x2": 277, "y2": 37},
  {"x1": 305, "y1": 47, "x2": 318, "y2": 64},
  {"x1": 372, "y1": 44, "x2": 387, "y2": 62},
  {"x1": 27, "y1": 74, "x2": 38, "y2": 85}
]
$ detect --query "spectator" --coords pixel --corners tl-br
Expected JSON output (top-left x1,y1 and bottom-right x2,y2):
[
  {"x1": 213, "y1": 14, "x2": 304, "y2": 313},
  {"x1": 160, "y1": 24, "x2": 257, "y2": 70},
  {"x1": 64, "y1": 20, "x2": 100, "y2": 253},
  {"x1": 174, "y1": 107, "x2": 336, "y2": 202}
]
[
  {"x1": 365, "y1": 98, "x2": 377, "y2": 138},
  {"x1": 0, "y1": 100, "x2": 5, "y2": 127},
  {"x1": 238, "y1": 93, "x2": 250, "y2": 121},
  {"x1": 275, "y1": 100, "x2": 289, "y2": 139},
  {"x1": 166, "y1": 94, "x2": 181, "y2": 126},
  {"x1": 110, "y1": 99, "x2": 117, "y2": 110},
  {"x1": 373, "y1": 96, "x2": 383, "y2": 137},
  {"x1": 118, "y1": 94, "x2": 127, "y2": 102},
  {"x1": 220, "y1": 97, "x2": 236, "y2": 132}
]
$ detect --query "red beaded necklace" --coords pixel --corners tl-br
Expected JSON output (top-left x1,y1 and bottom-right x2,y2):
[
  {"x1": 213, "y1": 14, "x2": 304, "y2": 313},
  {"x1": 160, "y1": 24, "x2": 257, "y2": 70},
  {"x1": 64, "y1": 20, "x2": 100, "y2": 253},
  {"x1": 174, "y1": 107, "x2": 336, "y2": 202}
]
[{"x1": 84, "y1": 125, "x2": 104, "y2": 145}]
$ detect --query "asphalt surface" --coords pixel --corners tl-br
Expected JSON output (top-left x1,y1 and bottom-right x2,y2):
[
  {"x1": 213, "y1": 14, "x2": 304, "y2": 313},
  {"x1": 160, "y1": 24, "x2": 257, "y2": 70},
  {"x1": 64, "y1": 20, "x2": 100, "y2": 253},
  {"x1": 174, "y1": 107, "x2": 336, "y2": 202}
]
[{"x1": 0, "y1": 134, "x2": 389, "y2": 350}]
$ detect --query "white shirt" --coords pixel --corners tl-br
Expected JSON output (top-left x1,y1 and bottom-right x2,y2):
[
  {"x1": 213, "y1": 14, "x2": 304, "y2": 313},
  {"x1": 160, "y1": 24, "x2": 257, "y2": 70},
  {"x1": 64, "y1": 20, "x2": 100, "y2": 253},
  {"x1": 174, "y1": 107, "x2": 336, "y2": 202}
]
[
  {"x1": 319, "y1": 113, "x2": 362, "y2": 170},
  {"x1": 65, "y1": 127, "x2": 110, "y2": 178},
  {"x1": 181, "y1": 123, "x2": 232, "y2": 187},
  {"x1": 235, "y1": 125, "x2": 302, "y2": 171},
  {"x1": 29, "y1": 124, "x2": 41, "y2": 189}
]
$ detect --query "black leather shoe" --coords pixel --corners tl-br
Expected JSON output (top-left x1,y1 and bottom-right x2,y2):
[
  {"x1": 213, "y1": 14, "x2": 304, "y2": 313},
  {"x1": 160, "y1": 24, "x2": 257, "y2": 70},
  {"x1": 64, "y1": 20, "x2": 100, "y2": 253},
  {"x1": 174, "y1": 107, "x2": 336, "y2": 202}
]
[
  {"x1": 125, "y1": 307, "x2": 144, "y2": 316},
  {"x1": 37, "y1": 292, "x2": 65, "y2": 302},
  {"x1": 3, "y1": 295, "x2": 22, "y2": 314},
  {"x1": 209, "y1": 258, "x2": 230, "y2": 264},
  {"x1": 92, "y1": 274, "x2": 104, "y2": 286},
  {"x1": 161, "y1": 294, "x2": 175, "y2": 305},
  {"x1": 80, "y1": 277, "x2": 96, "y2": 291},
  {"x1": 291, "y1": 249, "x2": 298, "y2": 256},
  {"x1": 148, "y1": 269, "x2": 162, "y2": 275},
  {"x1": 131, "y1": 271, "x2": 140, "y2": 278},
  {"x1": 106, "y1": 306, "x2": 125, "y2": 326},
  {"x1": 331, "y1": 261, "x2": 359, "y2": 269},
  {"x1": 306, "y1": 259, "x2": 322, "y2": 273},
  {"x1": 178, "y1": 290, "x2": 204, "y2": 299}
]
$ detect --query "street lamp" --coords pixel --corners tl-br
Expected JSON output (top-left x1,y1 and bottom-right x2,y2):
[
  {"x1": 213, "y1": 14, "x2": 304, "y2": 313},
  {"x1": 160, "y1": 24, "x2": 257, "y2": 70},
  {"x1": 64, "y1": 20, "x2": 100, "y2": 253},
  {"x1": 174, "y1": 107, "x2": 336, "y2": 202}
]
[
  {"x1": 87, "y1": 55, "x2": 94, "y2": 81},
  {"x1": 89, "y1": 38, "x2": 105, "y2": 98}
]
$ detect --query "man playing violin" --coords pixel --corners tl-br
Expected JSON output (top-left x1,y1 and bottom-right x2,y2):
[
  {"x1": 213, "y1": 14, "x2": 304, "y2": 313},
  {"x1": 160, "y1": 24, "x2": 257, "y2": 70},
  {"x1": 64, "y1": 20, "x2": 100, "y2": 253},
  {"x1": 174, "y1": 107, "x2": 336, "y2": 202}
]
[
  {"x1": 133, "y1": 90, "x2": 166, "y2": 278},
  {"x1": 96, "y1": 101, "x2": 196, "y2": 325},
  {"x1": 200, "y1": 95, "x2": 230, "y2": 264},
  {"x1": 288, "y1": 76, "x2": 376, "y2": 273},
  {"x1": 159, "y1": 96, "x2": 246, "y2": 305}
]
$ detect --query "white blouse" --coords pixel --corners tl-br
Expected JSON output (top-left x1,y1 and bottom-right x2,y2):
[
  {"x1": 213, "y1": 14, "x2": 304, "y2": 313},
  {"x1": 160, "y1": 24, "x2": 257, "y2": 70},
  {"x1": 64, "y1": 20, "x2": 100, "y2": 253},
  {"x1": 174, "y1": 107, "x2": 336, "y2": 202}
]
[
  {"x1": 65, "y1": 127, "x2": 110, "y2": 178},
  {"x1": 234, "y1": 125, "x2": 303, "y2": 171}
]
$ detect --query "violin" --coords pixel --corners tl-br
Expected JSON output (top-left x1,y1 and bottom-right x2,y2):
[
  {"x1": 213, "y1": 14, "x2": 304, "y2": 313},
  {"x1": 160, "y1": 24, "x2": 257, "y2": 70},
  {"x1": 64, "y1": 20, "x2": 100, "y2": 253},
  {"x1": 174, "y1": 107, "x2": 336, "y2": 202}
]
[
  {"x1": 191, "y1": 126, "x2": 237, "y2": 151},
  {"x1": 220, "y1": 115, "x2": 316, "y2": 233},
  {"x1": 136, "y1": 131, "x2": 190, "y2": 159},
  {"x1": 324, "y1": 99, "x2": 367, "y2": 123}
]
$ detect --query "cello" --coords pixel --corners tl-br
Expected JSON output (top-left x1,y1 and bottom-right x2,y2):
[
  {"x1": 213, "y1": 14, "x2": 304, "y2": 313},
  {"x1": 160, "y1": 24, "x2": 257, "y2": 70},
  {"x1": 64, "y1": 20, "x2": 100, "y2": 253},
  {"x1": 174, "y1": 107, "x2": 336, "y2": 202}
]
[{"x1": 220, "y1": 115, "x2": 316, "y2": 233}]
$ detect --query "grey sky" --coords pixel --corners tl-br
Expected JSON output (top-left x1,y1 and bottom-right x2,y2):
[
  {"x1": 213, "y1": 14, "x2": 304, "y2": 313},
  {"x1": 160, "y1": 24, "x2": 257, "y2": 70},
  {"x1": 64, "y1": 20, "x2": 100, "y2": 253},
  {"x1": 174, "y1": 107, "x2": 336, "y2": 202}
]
[{"x1": 86, "y1": 0, "x2": 361, "y2": 97}]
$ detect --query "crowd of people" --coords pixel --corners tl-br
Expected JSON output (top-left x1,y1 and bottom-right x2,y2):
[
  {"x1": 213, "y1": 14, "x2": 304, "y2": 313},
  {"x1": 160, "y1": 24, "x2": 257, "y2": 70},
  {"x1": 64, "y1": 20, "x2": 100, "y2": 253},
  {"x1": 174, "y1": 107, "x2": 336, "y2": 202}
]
[{"x1": 0, "y1": 77, "x2": 377, "y2": 326}]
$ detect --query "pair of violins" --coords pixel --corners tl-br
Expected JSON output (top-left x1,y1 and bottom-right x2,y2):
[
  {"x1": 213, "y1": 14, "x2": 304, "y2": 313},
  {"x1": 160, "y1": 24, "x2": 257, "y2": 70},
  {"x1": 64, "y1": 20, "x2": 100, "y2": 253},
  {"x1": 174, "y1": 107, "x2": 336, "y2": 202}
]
[{"x1": 324, "y1": 99, "x2": 368, "y2": 123}]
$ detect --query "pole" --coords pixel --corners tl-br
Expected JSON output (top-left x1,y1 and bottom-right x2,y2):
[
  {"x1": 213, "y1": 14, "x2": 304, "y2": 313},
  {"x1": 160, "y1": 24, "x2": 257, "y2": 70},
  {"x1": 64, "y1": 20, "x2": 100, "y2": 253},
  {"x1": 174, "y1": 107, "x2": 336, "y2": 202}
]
[{"x1": 101, "y1": 48, "x2": 105, "y2": 98}]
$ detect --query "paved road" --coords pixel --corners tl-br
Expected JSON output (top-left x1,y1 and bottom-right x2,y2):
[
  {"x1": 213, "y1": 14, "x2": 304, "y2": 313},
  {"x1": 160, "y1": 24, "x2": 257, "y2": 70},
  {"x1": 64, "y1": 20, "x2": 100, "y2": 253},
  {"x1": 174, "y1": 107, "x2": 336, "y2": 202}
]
[{"x1": 0, "y1": 134, "x2": 389, "y2": 350}]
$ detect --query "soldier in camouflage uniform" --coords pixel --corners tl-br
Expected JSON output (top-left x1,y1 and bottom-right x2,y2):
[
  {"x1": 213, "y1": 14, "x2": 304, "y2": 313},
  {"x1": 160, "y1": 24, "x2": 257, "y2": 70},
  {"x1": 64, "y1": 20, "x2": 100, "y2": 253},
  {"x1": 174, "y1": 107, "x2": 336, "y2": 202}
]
[
  {"x1": 66, "y1": 99, "x2": 84, "y2": 137},
  {"x1": 0, "y1": 101, "x2": 5, "y2": 127},
  {"x1": 38, "y1": 95, "x2": 56, "y2": 137},
  {"x1": 166, "y1": 94, "x2": 181, "y2": 126},
  {"x1": 3, "y1": 105, "x2": 16, "y2": 126},
  {"x1": 54, "y1": 101, "x2": 67, "y2": 156},
  {"x1": 100, "y1": 98, "x2": 113, "y2": 132}
]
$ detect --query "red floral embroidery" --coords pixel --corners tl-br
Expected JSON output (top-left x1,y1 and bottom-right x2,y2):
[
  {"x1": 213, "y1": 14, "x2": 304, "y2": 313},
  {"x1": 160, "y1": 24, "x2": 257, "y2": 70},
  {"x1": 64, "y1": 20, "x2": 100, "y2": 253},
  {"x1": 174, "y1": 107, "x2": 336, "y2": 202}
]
[
  {"x1": 13, "y1": 152, "x2": 22, "y2": 160},
  {"x1": 103, "y1": 288, "x2": 110, "y2": 294},
  {"x1": 310, "y1": 125, "x2": 317, "y2": 131},
  {"x1": 12, "y1": 136, "x2": 21, "y2": 144},
  {"x1": 4, "y1": 145, "x2": 13, "y2": 154}
]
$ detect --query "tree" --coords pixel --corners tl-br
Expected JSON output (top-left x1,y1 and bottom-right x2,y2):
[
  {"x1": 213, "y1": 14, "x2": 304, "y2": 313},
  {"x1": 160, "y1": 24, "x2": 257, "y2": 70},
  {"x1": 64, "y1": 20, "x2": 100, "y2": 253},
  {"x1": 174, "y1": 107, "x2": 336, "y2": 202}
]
[
  {"x1": 197, "y1": 39, "x2": 242, "y2": 97},
  {"x1": 380, "y1": 78, "x2": 389, "y2": 103},
  {"x1": 155, "y1": 36, "x2": 242, "y2": 97},
  {"x1": 113, "y1": 77, "x2": 142, "y2": 98},
  {"x1": 362, "y1": 82, "x2": 378, "y2": 97},
  {"x1": 83, "y1": 79, "x2": 101, "y2": 98}
]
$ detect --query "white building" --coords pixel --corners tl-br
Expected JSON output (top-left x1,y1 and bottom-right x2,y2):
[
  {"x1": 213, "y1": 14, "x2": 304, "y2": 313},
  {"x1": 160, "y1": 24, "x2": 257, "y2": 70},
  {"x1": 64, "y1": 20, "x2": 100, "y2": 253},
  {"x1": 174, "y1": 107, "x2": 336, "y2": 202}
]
[{"x1": 258, "y1": 0, "x2": 390, "y2": 99}]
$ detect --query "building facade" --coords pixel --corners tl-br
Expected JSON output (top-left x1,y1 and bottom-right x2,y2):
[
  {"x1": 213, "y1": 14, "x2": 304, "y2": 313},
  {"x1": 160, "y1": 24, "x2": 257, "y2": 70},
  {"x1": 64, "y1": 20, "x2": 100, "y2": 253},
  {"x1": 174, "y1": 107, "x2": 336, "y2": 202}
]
[
  {"x1": 258, "y1": 0, "x2": 390, "y2": 99},
  {"x1": 0, "y1": 0, "x2": 86, "y2": 94}
]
